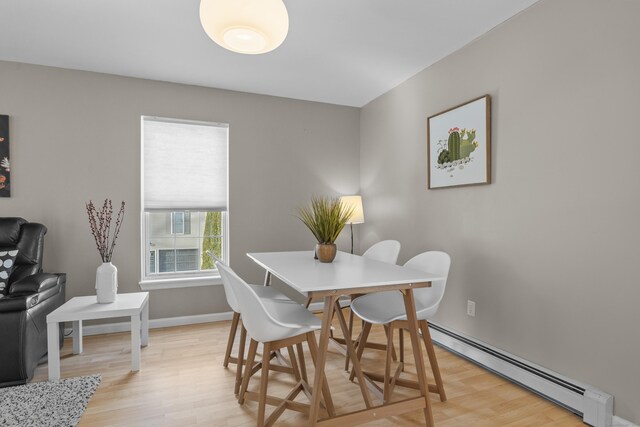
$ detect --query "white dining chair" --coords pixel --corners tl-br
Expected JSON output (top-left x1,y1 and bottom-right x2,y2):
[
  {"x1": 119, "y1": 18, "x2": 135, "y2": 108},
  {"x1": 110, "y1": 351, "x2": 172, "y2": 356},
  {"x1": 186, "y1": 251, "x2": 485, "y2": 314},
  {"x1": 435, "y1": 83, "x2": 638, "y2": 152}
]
[
  {"x1": 217, "y1": 261, "x2": 335, "y2": 427},
  {"x1": 216, "y1": 256, "x2": 293, "y2": 395},
  {"x1": 362, "y1": 240, "x2": 401, "y2": 264},
  {"x1": 342, "y1": 240, "x2": 401, "y2": 370},
  {"x1": 349, "y1": 251, "x2": 451, "y2": 403}
]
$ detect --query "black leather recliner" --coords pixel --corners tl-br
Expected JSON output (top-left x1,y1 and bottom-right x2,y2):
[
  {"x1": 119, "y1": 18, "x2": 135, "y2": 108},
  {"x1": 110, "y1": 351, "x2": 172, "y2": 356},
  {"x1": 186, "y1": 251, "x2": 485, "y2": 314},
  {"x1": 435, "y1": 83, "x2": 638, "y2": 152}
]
[{"x1": 0, "y1": 217, "x2": 66, "y2": 387}]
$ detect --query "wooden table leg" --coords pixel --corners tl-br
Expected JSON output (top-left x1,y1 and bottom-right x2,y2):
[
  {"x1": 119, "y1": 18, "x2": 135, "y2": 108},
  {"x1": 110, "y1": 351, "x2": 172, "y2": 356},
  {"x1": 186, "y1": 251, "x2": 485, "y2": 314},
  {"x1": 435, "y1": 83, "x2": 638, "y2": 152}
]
[
  {"x1": 307, "y1": 332, "x2": 336, "y2": 417},
  {"x1": 421, "y1": 320, "x2": 446, "y2": 402},
  {"x1": 308, "y1": 295, "x2": 337, "y2": 426},
  {"x1": 333, "y1": 299, "x2": 373, "y2": 408},
  {"x1": 402, "y1": 289, "x2": 434, "y2": 427}
]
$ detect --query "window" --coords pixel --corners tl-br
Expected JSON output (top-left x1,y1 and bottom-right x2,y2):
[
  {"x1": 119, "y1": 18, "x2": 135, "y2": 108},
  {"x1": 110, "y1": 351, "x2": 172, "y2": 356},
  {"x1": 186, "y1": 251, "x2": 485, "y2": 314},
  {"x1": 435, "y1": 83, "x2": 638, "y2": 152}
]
[
  {"x1": 141, "y1": 117, "x2": 228, "y2": 284},
  {"x1": 170, "y1": 211, "x2": 187, "y2": 234},
  {"x1": 146, "y1": 210, "x2": 225, "y2": 275},
  {"x1": 149, "y1": 250, "x2": 157, "y2": 273}
]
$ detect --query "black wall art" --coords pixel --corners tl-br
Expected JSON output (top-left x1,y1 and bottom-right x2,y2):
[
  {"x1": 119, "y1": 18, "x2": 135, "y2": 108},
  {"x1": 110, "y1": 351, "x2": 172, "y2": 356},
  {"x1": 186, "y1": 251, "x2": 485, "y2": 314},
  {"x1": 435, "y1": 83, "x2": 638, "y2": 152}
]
[{"x1": 0, "y1": 115, "x2": 10, "y2": 197}]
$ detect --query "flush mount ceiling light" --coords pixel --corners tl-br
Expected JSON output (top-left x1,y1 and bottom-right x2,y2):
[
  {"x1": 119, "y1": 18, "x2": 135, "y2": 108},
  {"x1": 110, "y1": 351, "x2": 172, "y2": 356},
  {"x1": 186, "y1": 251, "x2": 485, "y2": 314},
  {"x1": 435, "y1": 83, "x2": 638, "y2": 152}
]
[{"x1": 199, "y1": 0, "x2": 289, "y2": 55}]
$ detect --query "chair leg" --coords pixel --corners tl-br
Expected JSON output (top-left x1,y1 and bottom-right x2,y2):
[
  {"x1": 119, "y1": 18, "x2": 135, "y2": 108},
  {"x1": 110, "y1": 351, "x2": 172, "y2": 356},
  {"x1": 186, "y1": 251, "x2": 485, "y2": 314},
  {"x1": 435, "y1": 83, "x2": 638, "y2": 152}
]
[
  {"x1": 238, "y1": 339, "x2": 258, "y2": 405},
  {"x1": 344, "y1": 323, "x2": 364, "y2": 371},
  {"x1": 399, "y1": 328, "x2": 405, "y2": 371},
  {"x1": 287, "y1": 346, "x2": 301, "y2": 381},
  {"x1": 344, "y1": 308, "x2": 353, "y2": 371},
  {"x1": 224, "y1": 312, "x2": 240, "y2": 368},
  {"x1": 384, "y1": 325, "x2": 398, "y2": 362},
  {"x1": 420, "y1": 320, "x2": 446, "y2": 402},
  {"x1": 234, "y1": 324, "x2": 247, "y2": 395},
  {"x1": 349, "y1": 321, "x2": 372, "y2": 382},
  {"x1": 348, "y1": 307, "x2": 355, "y2": 335},
  {"x1": 383, "y1": 323, "x2": 394, "y2": 403},
  {"x1": 257, "y1": 342, "x2": 271, "y2": 426},
  {"x1": 296, "y1": 342, "x2": 308, "y2": 383}
]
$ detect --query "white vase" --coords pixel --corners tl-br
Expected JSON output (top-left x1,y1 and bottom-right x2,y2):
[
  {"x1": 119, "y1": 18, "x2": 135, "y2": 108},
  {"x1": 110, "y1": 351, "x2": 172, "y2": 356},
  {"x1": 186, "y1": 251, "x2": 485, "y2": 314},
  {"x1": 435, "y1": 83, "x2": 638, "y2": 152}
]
[{"x1": 96, "y1": 262, "x2": 118, "y2": 303}]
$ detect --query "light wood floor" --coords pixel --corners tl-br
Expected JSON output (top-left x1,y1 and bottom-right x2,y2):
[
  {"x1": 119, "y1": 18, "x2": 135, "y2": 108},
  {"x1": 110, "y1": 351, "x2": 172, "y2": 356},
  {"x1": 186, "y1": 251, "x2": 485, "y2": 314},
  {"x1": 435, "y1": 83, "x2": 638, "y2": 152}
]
[{"x1": 33, "y1": 315, "x2": 584, "y2": 426}]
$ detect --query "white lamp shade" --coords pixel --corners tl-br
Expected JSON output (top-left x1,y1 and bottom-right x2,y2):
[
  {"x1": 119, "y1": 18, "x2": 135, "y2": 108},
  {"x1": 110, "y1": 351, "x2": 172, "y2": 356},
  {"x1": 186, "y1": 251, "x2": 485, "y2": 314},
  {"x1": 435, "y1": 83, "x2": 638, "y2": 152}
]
[
  {"x1": 200, "y1": 0, "x2": 289, "y2": 55},
  {"x1": 341, "y1": 195, "x2": 365, "y2": 224}
]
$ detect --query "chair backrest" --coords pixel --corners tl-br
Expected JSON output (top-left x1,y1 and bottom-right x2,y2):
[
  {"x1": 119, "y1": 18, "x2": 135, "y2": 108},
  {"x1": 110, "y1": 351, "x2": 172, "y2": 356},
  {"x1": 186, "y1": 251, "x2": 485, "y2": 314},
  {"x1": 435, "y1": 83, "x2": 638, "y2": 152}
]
[
  {"x1": 0, "y1": 217, "x2": 47, "y2": 286},
  {"x1": 217, "y1": 259, "x2": 241, "y2": 313},
  {"x1": 362, "y1": 240, "x2": 401, "y2": 265},
  {"x1": 404, "y1": 251, "x2": 451, "y2": 314},
  {"x1": 216, "y1": 261, "x2": 298, "y2": 343},
  {"x1": 206, "y1": 250, "x2": 241, "y2": 313}
]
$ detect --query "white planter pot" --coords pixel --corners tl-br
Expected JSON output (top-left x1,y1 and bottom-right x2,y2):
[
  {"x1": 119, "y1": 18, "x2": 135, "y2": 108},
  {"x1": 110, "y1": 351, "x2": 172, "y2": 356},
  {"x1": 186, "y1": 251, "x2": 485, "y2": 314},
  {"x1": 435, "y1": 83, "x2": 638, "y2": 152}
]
[{"x1": 96, "y1": 262, "x2": 118, "y2": 303}]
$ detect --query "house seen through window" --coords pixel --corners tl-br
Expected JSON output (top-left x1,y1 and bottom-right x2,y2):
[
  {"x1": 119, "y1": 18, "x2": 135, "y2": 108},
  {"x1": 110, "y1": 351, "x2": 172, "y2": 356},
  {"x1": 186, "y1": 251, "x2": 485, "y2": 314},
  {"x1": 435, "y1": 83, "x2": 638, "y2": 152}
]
[
  {"x1": 142, "y1": 117, "x2": 228, "y2": 280},
  {"x1": 147, "y1": 211, "x2": 224, "y2": 274}
]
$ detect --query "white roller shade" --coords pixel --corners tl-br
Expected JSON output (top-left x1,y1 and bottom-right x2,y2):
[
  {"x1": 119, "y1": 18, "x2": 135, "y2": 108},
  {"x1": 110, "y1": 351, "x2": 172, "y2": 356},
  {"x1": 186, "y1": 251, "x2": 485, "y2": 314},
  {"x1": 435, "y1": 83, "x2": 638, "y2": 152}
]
[{"x1": 143, "y1": 117, "x2": 228, "y2": 211}]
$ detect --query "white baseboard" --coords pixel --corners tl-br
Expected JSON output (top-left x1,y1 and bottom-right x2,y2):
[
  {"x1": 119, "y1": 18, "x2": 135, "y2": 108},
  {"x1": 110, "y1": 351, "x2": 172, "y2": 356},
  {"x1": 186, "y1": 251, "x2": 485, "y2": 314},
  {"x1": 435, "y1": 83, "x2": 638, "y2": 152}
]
[
  {"x1": 428, "y1": 321, "x2": 614, "y2": 427},
  {"x1": 613, "y1": 416, "x2": 639, "y2": 427},
  {"x1": 63, "y1": 311, "x2": 234, "y2": 336}
]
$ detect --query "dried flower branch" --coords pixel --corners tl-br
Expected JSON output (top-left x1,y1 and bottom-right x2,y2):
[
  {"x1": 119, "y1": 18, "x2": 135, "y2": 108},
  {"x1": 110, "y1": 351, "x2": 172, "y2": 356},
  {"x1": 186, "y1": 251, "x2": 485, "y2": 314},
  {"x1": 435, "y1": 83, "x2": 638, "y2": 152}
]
[
  {"x1": 86, "y1": 199, "x2": 126, "y2": 263},
  {"x1": 108, "y1": 201, "x2": 125, "y2": 261}
]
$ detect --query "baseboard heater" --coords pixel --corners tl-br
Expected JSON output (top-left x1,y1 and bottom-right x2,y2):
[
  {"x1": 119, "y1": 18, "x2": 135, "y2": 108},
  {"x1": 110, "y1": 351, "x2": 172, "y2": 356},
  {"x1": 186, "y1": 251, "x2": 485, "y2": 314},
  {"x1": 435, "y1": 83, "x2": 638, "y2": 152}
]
[{"x1": 428, "y1": 322, "x2": 613, "y2": 427}]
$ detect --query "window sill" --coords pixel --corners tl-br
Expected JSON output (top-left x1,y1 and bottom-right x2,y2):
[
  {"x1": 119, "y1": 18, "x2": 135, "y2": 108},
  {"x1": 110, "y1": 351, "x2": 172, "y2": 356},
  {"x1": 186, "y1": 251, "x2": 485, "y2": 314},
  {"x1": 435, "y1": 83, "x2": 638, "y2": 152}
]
[{"x1": 139, "y1": 274, "x2": 223, "y2": 291}]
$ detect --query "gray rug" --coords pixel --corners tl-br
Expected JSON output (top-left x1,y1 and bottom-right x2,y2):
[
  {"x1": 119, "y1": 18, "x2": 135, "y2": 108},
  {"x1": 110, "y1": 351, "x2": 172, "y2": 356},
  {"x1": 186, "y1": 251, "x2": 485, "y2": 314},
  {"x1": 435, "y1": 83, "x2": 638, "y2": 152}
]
[{"x1": 0, "y1": 375, "x2": 101, "y2": 427}]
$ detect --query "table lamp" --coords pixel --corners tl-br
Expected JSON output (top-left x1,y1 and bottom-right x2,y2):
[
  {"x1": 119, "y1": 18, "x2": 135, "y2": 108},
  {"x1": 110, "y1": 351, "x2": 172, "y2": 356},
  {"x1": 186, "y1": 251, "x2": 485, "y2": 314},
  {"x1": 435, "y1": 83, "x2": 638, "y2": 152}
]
[{"x1": 340, "y1": 195, "x2": 365, "y2": 254}]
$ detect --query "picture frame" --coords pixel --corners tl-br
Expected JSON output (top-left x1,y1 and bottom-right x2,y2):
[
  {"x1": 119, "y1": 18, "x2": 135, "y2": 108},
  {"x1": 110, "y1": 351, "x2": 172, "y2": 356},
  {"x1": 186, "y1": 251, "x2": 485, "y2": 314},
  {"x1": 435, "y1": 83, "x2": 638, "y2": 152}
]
[
  {"x1": 427, "y1": 95, "x2": 491, "y2": 189},
  {"x1": 0, "y1": 115, "x2": 10, "y2": 197}
]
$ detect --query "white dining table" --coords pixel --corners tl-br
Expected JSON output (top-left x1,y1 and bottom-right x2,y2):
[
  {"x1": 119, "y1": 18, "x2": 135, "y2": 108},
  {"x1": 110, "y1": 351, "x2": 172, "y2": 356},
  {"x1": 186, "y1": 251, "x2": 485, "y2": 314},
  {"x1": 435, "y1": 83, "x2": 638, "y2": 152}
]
[{"x1": 247, "y1": 250, "x2": 446, "y2": 427}]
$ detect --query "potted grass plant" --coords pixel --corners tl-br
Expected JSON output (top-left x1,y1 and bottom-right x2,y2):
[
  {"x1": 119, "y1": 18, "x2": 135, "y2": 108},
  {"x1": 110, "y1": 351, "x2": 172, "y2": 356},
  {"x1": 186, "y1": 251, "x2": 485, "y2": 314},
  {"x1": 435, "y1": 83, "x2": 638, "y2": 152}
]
[{"x1": 296, "y1": 196, "x2": 354, "y2": 263}]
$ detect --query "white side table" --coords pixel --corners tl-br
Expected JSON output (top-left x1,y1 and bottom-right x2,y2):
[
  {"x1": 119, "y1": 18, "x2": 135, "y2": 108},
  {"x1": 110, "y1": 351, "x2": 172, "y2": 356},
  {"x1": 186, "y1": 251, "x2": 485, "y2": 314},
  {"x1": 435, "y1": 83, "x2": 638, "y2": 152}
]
[{"x1": 46, "y1": 292, "x2": 149, "y2": 380}]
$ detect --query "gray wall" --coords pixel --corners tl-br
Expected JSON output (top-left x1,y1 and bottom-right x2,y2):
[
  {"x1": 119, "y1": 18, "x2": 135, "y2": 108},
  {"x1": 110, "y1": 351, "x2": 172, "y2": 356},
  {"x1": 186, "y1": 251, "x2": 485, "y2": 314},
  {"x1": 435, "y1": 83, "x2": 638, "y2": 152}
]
[
  {"x1": 0, "y1": 60, "x2": 360, "y2": 317},
  {"x1": 359, "y1": 0, "x2": 640, "y2": 421}
]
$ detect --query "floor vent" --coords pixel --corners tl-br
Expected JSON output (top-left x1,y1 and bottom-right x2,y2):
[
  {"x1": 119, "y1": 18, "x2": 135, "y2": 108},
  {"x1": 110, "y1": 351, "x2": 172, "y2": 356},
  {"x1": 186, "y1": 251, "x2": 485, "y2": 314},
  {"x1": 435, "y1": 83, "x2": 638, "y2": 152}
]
[{"x1": 428, "y1": 322, "x2": 613, "y2": 427}]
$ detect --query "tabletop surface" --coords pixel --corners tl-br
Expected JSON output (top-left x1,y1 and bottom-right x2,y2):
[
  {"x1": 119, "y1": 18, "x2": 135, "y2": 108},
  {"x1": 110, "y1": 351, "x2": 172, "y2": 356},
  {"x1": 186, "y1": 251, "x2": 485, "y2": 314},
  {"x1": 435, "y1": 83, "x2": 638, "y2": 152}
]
[
  {"x1": 247, "y1": 251, "x2": 445, "y2": 294},
  {"x1": 47, "y1": 292, "x2": 149, "y2": 322}
]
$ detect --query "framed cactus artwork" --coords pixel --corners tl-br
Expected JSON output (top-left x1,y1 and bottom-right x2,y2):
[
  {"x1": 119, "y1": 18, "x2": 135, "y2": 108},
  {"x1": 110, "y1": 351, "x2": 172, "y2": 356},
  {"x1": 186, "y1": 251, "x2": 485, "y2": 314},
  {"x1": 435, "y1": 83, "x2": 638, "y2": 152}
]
[
  {"x1": 0, "y1": 115, "x2": 9, "y2": 197},
  {"x1": 427, "y1": 95, "x2": 491, "y2": 189}
]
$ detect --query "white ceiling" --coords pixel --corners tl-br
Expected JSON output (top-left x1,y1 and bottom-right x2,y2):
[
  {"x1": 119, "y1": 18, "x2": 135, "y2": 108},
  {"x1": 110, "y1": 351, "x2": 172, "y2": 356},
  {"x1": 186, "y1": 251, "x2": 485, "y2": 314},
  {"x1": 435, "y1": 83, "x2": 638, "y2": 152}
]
[{"x1": 0, "y1": 0, "x2": 539, "y2": 107}]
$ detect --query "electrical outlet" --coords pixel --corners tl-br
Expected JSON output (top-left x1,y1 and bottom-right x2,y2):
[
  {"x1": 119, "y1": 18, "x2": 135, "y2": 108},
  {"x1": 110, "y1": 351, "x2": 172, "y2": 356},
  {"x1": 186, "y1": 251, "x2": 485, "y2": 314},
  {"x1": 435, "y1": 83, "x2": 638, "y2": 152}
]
[{"x1": 467, "y1": 300, "x2": 476, "y2": 317}]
